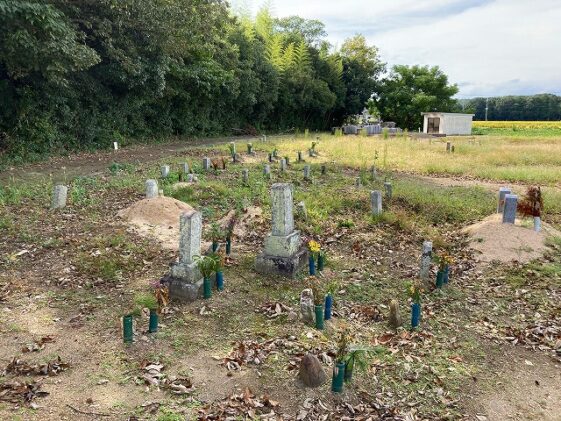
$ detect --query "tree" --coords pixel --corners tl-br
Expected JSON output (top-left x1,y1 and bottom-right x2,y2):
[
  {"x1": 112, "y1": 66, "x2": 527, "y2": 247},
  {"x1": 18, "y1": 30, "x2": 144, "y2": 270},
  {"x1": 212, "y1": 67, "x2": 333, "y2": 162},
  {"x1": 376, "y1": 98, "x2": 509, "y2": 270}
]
[
  {"x1": 376, "y1": 65, "x2": 459, "y2": 129},
  {"x1": 338, "y1": 35, "x2": 385, "y2": 121}
]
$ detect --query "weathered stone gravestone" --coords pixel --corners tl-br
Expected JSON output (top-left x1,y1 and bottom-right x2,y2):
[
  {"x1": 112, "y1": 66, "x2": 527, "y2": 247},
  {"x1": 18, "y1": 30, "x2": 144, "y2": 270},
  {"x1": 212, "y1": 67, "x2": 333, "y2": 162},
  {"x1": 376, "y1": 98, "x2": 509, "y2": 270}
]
[
  {"x1": 370, "y1": 190, "x2": 382, "y2": 215},
  {"x1": 158, "y1": 189, "x2": 164, "y2": 197},
  {"x1": 181, "y1": 163, "x2": 190, "y2": 174},
  {"x1": 255, "y1": 183, "x2": 307, "y2": 277},
  {"x1": 299, "y1": 353, "x2": 326, "y2": 388},
  {"x1": 502, "y1": 194, "x2": 518, "y2": 224},
  {"x1": 113, "y1": 142, "x2": 119, "y2": 150},
  {"x1": 202, "y1": 158, "x2": 211, "y2": 171},
  {"x1": 384, "y1": 182, "x2": 392, "y2": 200},
  {"x1": 296, "y1": 201, "x2": 307, "y2": 221},
  {"x1": 446, "y1": 142, "x2": 452, "y2": 153},
  {"x1": 497, "y1": 187, "x2": 511, "y2": 213},
  {"x1": 145, "y1": 179, "x2": 159, "y2": 199},
  {"x1": 300, "y1": 288, "x2": 315, "y2": 324},
  {"x1": 167, "y1": 211, "x2": 204, "y2": 302},
  {"x1": 321, "y1": 165, "x2": 326, "y2": 175},
  {"x1": 355, "y1": 177, "x2": 362, "y2": 187},
  {"x1": 303, "y1": 165, "x2": 311, "y2": 180},
  {"x1": 298, "y1": 151, "x2": 303, "y2": 162},
  {"x1": 371, "y1": 166, "x2": 377, "y2": 179},
  {"x1": 280, "y1": 159, "x2": 287, "y2": 172},
  {"x1": 388, "y1": 299, "x2": 402, "y2": 329},
  {"x1": 161, "y1": 165, "x2": 170, "y2": 178},
  {"x1": 264, "y1": 165, "x2": 271, "y2": 177},
  {"x1": 51, "y1": 185, "x2": 68, "y2": 209},
  {"x1": 420, "y1": 241, "x2": 433, "y2": 280},
  {"x1": 242, "y1": 169, "x2": 249, "y2": 185},
  {"x1": 247, "y1": 143, "x2": 253, "y2": 154},
  {"x1": 451, "y1": 145, "x2": 455, "y2": 153}
]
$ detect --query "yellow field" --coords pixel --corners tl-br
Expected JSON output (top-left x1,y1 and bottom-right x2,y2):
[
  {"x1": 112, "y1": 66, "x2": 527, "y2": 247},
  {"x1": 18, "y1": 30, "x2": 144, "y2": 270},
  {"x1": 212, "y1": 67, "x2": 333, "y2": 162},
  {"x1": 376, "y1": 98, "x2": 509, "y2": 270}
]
[{"x1": 473, "y1": 121, "x2": 561, "y2": 129}]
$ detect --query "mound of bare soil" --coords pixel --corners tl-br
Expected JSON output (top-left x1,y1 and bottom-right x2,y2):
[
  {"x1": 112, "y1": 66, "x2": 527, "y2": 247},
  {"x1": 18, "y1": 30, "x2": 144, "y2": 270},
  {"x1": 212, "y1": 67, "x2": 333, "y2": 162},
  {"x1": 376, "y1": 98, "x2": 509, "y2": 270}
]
[
  {"x1": 118, "y1": 197, "x2": 195, "y2": 250},
  {"x1": 463, "y1": 214, "x2": 559, "y2": 265}
]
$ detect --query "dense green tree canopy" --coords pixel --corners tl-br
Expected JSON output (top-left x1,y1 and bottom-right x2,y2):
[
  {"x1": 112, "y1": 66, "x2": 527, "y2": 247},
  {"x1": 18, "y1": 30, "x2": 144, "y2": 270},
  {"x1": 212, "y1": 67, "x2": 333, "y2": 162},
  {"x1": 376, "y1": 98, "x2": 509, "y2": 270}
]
[
  {"x1": 463, "y1": 94, "x2": 561, "y2": 121},
  {"x1": 375, "y1": 65, "x2": 459, "y2": 130}
]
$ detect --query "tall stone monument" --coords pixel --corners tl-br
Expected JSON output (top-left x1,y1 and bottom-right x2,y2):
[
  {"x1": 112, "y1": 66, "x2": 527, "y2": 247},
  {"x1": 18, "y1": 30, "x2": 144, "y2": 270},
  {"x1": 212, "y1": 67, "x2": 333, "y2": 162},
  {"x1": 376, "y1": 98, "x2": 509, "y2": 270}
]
[{"x1": 255, "y1": 183, "x2": 307, "y2": 277}]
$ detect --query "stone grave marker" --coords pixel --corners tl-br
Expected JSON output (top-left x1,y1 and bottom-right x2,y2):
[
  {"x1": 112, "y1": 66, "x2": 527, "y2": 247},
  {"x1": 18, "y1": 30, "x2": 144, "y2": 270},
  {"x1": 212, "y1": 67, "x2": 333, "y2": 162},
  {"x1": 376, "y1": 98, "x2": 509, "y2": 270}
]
[
  {"x1": 497, "y1": 187, "x2": 511, "y2": 213},
  {"x1": 321, "y1": 165, "x2": 326, "y2": 175},
  {"x1": 300, "y1": 289, "x2": 315, "y2": 324},
  {"x1": 355, "y1": 177, "x2": 362, "y2": 187},
  {"x1": 420, "y1": 241, "x2": 433, "y2": 280},
  {"x1": 202, "y1": 158, "x2": 211, "y2": 171},
  {"x1": 446, "y1": 142, "x2": 451, "y2": 153},
  {"x1": 242, "y1": 169, "x2": 249, "y2": 185},
  {"x1": 255, "y1": 183, "x2": 307, "y2": 277},
  {"x1": 370, "y1": 190, "x2": 382, "y2": 215},
  {"x1": 161, "y1": 165, "x2": 170, "y2": 178},
  {"x1": 502, "y1": 194, "x2": 518, "y2": 224},
  {"x1": 145, "y1": 179, "x2": 159, "y2": 199},
  {"x1": 51, "y1": 185, "x2": 68, "y2": 209},
  {"x1": 384, "y1": 182, "x2": 392, "y2": 200},
  {"x1": 303, "y1": 165, "x2": 311, "y2": 180},
  {"x1": 181, "y1": 163, "x2": 190, "y2": 174},
  {"x1": 167, "y1": 211, "x2": 204, "y2": 301},
  {"x1": 280, "y1": 158, "x2": 287, "y2": 172}
]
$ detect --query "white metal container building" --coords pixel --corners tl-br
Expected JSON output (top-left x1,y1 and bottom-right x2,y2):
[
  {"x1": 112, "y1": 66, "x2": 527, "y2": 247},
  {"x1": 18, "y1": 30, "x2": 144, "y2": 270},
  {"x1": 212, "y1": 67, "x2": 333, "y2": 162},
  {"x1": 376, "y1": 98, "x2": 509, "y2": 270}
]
[{"x1": 422, "y1": 112, "x2": 474, "y2": 135}]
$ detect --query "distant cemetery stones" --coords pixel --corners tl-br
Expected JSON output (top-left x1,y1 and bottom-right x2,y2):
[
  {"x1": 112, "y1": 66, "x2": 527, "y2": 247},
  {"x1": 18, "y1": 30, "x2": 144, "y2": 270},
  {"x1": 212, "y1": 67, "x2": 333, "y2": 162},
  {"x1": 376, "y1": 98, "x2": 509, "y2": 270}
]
[
  {"x1": 300, "y1": 288, "x2": 315, "y2": 325},
  {"x1": 355, "y1": 177, "x2": 362, "y2": 187},
  {"x1": 167, "y1": 211, "x2": 204, "y2": 302},
  {"x1": 255, "y1": 183, "x2": 307, "y2": 277},
  {"x1": 264, "y1": 165, "x2": 271, "y2": 178},
  {"x1": 280, "y1": 158, "x2": 287, "y2": 172},
  {"x1": 161, "y1": 165, "x2": 170, "y2": 178},
  {"x1": 370, "y1": 191, "x2": 382, "y2": 216},
  {"x1": 420, "y1": 241, "x2": 433, "y2": 280},
  {"x1": 51, "y1": 184, "x2": 68, "y2": 209},
  {"x1": 202, "y1": 158, "x2": 211, "y2": 171},
  {"x1": 502, "y1": 194, "x2": 518, "y2": 224},
  {"x1": 497, "y1": 187, "x2": 511, "y2": 213},
  {"x1": 242, "y1": 169, "x2": 249, "y2": 185},
  {"x1": 145, "y1": 179, "x2": 159, "y2": 199},
  {"x1": 181, "y1": 163, "x2": 190, "y2": 175},
  {"x1": 303, "y1": 165, "x2": 311, "y2": 180},
  {"x1": 446, "y1": 142, "x2": 452, "y2": 153}
]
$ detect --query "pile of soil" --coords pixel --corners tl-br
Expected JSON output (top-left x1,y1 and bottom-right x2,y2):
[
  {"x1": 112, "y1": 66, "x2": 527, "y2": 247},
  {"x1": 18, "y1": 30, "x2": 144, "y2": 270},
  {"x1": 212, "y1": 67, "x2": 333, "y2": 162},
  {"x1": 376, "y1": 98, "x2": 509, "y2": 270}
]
[
  {"x1": 463, "y1": 214, "x2": 559, "y2": 265},
  {"x1": 118, "y1": 197, "x2": 195, "y2": 250}
]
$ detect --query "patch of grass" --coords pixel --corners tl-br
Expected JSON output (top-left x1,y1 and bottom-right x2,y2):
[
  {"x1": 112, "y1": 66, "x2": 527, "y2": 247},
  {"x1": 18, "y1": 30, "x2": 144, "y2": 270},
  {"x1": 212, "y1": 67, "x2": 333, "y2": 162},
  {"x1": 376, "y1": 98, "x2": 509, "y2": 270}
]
[{"x1": 109, "y1": 162, "x2": 135, "y2": 175}]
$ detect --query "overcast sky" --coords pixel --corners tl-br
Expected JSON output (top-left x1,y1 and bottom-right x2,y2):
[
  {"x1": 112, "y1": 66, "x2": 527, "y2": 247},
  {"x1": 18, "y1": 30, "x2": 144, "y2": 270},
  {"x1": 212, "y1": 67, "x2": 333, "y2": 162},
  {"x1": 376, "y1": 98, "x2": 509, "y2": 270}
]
[{"x1": 232, "y1": 0, "x2": 561, "y2": 98}]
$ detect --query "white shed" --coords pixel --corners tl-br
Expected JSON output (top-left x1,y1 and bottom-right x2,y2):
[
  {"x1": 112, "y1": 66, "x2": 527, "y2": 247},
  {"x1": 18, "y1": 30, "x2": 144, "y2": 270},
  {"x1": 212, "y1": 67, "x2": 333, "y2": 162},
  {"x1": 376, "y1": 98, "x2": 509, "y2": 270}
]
[{"x1": 422, "y1": 112, "x2": 474, "y2": 135}]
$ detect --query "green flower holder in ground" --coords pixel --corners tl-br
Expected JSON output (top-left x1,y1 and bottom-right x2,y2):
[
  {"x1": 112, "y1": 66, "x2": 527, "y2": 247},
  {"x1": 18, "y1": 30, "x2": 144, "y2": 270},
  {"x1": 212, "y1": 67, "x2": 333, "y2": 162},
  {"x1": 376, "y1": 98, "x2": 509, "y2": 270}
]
[
  {"x1": 317, "y1": 254, "x2": 325, "y2": 271},
  {"x1": 308, "y1": 255, "x2": 316, "y2": 275},
  {"x1": 443, "y1": 265, "x2": 450, "y2": 284},
  {"x1": 314, "y1": 305, "x2": 324, "y2": 330},
  {"x1": 216, "y1": 271, "x2": 224, "y2": 291},
  {"x1": 436, "y1": 270, "x2": 445, "y2": 288},
  {"x1": 203, "y1": 277, "x2": 212, "y2": 299},
  {"x1": 226, "y1": 237, "x2": 232, "y2": 255},
  {"x1": 148, "y1": 310, "x2": 158, "y2": 333},
  {"x1": 344, "y1": 359, "x2": 354, "y2": 383},
  {"x1": 212, "y1": 241, "x2": 219, "y2": 252},
  {"x1": 123, "y1": 315, "x2": 133, "y2": 343},
  {"x1": 331, "y1": 362, "x2": 346, "y2": 393}
]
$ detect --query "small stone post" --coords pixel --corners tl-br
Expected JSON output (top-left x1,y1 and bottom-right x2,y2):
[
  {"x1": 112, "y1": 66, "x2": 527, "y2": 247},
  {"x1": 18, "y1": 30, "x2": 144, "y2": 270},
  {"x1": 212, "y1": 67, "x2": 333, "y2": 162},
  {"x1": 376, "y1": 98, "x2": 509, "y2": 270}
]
[
  {"x1": 502, "y1": 194, "x2": 518, "y2": 224},
  {"x1": 145, "y1": 180, "x2": 159, "y2": 199},
  {"x1": 202, "y1": 158, "x2": 211, "y2": 171},
  {"x1": 446, "y1": 142, "x2": 451, "y2": 153},
  {"x1": 268, "y1": 153, "x2": 273, "y2": 163},
  {"x1": 113, "y1": 142, "x2": 119, "y2": 150},
  {"x1": 303, "y1": 165, "x2": 311, "y2": 180},
  {"x1": 280, "y1": 159, "x2": 287, "y2": 172},
  {"x1": 321, "y1": 165, "x2": 326, "y2": 175},
  {"x1": 370, "y1": 191, "x2": 382, "y2": 216},
  {"x1": 181, "y1": 163, "x2": 190, "y2": 174},
  {"x1": 371, "y1": 166, "x2": 377, "y2": 179},
  {"x1": 420, "y1": 241, "x2": 433, "y2": 280},
  {"x1": 355, "y1": 177, "x2": 362, "y2": 187},
  {"x1": 497, "y1": 187, "x2": 511, "y2": 213},
  {"x1": 264, "y1": 165, "x2": 271, "y2": 177},
  {"x1": 242, "y1": 169, "x2": 249, "y2": 185},
  {"x1": 161, "y1": 165, "x2": 170, "y2": 178},
  {"x1": 247, "y1": 143, "x2": 253, "y2": 154},
  {"x1": 285, "y1": 157, "x2": 290, "y2": 165},
  {"x1": 384, "y1": 182, "x2": 393, "y2": 200},
  {"x1": 51, "y1": 185, "x2": 68, "y2": 209},
  {"x1": 298, "y1": 151, "x2": 303, "y2": 162},
  {"x1": 451, "y1": 145, "x2": 455, "y2": 153}
]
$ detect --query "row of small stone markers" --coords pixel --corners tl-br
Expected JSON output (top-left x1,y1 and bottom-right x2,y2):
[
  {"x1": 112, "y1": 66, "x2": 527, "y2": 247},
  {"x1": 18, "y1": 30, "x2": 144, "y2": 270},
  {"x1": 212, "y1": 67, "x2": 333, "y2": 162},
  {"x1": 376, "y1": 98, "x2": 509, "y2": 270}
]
[{"x1": 498, "y1": 187, "x2": 517, "y2": 224}]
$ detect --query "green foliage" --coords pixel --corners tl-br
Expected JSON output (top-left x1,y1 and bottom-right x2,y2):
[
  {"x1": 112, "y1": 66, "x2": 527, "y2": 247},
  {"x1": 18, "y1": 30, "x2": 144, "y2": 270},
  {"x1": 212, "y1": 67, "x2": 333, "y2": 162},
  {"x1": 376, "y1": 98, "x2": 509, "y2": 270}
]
[
  {"x1": 134, "y1": 292, "x2": 158, "y2": 312},
  {"x1": 194, "y1": 254, "x2": 219, "y2": 278},
  {"x1": 376, "y1": 65, "x2": 459, "y2": 129}
]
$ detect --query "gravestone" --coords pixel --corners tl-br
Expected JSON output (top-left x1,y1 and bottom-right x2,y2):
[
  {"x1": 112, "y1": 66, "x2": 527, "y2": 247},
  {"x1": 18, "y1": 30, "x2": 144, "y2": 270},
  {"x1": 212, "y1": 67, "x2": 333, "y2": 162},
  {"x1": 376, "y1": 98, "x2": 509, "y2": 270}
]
[
  {"x1": 497, "y1": 187, "x2": 511, "y2": 213},
  {"x1": 420, "y1": 241, "x2": 433, "y2": 280},
  {"x1": 247, "y1": 143, "x2": 253, "y2": 154},
  {"x1": 159, "y1": 189, "x2": 164, "y2": 197},
  {"x1": 371, "y1": 166, "x2": 377, "y2": 179},
  {"x1": 285, "y1": 157, "x2": 290, "y2": 165},
  {"x1": 161, "y1": 165, "x2": 170, "y2": 178},
  {"x1": 268, "y1": 153, "x2": 273, "y2": 163},
  {"x1": 296, "y1": 201, "x2": 308, "y2": 221},
  {"x1": 303, "y1": 165, "x2": 311, "y2": 180},
  {"x1": 451, "y1": 145, "x2": 455, "y2": 153},
  {"x1": 145, "y1": 179, "x2": 159, "y2": 199},
  {"x1": 167, "y1": 211, "x2": 204, "y2": 302},
  {"x1": 446, "y1": 142, "x2": 451, "y2": 153},
  {"x1": 370, "y1": 191, "x2": 382, "y2": 215},
  {"x1": 384, "y1": 182, "x2": 392, "y2": 200},
  {"x1": 321, "y1": 165, "x2": 326, "y2": 175},
  {"x1": 280, "y1": 159, "x2": 287, "y2": 172},
  {"x1": 299, "y1": 353, "x2": 326, "y2": 388},
  {"x1": 355, "y1": 177, "x2": 362, "y2": 187},
  {"x1": 264, "y1": 165, "x2": 271, "y2": 177},
  {"x1": 51, "y1": 185, "x2": 68, "y2": 209},
  {"x1": 300, "y1": 289, "x2": 315, "y2": 324},
  {"x1": 113, "y1": 142, "x2": 119, "y2": 150},
  {"x1": 255, "y1": 183, "x2": 307, "y2": 277},
  {"x1": 242, "y1": 169, "x2": 249, "y2": 185},
  {"x1": 502, "y1": 194, "x2": 518, "y2": 224},
  {"x1": 298, "y1": 151, "x2": 303, "y2": 162},
  {"x1": 388, "y1": 299, "x2": 402, "y2": 329},
  {"x1": 202, "y1": 158, "x2": 211, "y2": 171},
  {"x1": 181, "y1": 163, "x2": 190, "y2": 174}
]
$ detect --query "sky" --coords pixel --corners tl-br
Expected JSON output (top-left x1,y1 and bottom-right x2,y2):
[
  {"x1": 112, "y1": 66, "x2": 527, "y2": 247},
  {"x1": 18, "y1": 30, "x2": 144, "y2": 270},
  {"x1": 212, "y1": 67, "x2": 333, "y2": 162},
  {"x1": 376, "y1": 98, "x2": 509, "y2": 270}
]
[{"x1": 231, "y1": 0, "x2": 561, "y2": 98}]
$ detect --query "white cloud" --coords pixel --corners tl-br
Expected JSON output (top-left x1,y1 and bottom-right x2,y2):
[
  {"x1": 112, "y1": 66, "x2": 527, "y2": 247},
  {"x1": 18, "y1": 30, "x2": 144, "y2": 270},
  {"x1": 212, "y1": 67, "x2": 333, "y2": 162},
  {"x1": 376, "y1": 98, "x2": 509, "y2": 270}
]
[{"x1": 233, "y1": 0, "x2": 561, "y2": 97}]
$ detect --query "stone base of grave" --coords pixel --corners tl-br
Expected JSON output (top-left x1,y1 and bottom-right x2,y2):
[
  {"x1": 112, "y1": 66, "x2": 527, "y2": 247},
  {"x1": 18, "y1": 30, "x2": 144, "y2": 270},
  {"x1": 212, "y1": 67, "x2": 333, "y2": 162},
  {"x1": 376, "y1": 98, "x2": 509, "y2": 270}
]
[
  {"x1": 255, "y1": 247, "x2": 308, "y2": 278},
  {"x1": 164, "y1": 262, "x2": 204, "y2": 302}
]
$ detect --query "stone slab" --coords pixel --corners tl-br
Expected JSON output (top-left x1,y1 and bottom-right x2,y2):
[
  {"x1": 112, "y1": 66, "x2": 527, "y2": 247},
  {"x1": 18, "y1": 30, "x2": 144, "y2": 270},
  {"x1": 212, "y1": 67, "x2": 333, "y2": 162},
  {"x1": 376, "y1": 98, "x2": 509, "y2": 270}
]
[
  {"x1": 264, "y1": 231, "x2": 302, "y2": 258},
  {"x1": 255, "y1": 246, "x2": 308, "y2": 278}
]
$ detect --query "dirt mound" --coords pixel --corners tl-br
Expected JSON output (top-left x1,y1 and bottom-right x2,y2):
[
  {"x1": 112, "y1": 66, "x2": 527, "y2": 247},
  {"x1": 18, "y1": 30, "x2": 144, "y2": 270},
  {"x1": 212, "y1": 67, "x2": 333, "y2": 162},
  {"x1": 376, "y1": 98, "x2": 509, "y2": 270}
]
[
  {"x1": 118, "y1": 197, "x2": 195, "y2": 250},
  {"x1": 463, "y1": 214, "x2": 559, "y2": 265}
]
